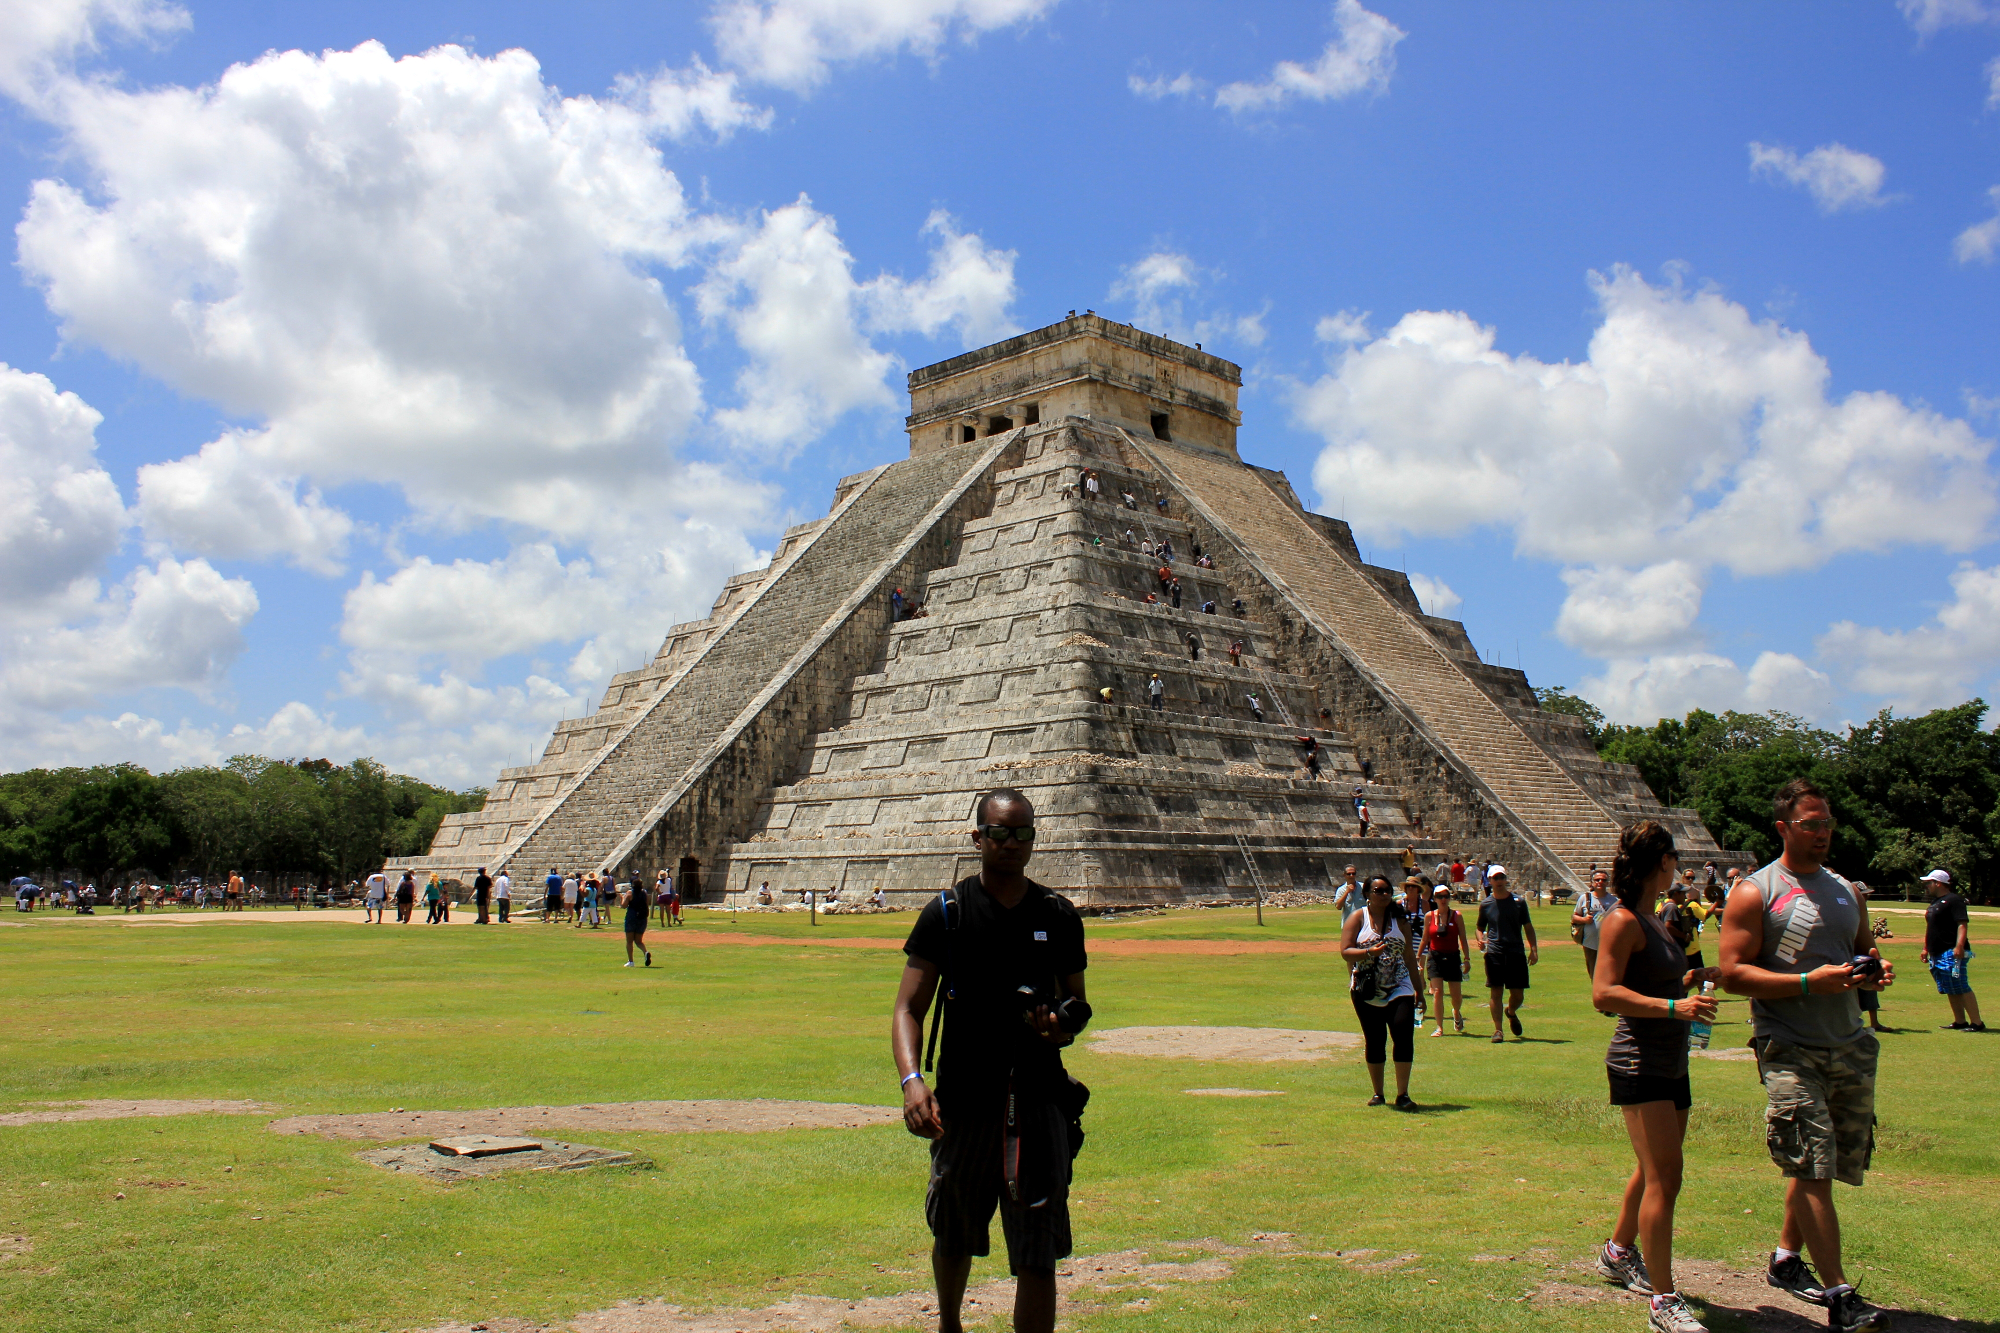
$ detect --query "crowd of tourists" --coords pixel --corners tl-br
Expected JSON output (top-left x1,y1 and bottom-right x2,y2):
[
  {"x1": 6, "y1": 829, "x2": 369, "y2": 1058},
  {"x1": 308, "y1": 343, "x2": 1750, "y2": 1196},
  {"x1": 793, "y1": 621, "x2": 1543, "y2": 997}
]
[{"x1": 887, "y1": 777, "x2": 1979, "y2": 1333}]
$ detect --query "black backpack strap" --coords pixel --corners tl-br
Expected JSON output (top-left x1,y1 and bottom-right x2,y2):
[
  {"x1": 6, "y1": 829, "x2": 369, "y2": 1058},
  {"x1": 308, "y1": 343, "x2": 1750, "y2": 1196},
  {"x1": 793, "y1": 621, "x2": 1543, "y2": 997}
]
[{"x1": 922, "y1": 886, "x2": 957, "y2": 1074}]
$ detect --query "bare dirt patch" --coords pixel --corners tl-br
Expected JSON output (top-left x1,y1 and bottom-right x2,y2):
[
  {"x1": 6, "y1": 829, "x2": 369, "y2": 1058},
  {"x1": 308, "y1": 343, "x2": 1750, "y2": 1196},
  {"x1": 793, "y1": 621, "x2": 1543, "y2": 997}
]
[
  {"x1": 0, "y1": 1098, "x2": 271, "y2": 1127},
  {"x1": 1535, "y1": 1258, "x2": 1987, "y2": 1332},
  {"x1": 1691, "y1": 1045, "x2": 1759, "y2": 1062},
  {"x1": 268, "y1": 1099, "x2": 900, "y2": 1142},
  {"x1": 410, "y1": 1237, "x2": 1308, "y2": 1333},
  {"x1": 1089, "y1": 1026, "x2": 1360, "y2": 1062},
  {"x1": 1184, "y1": 1087, "x2": 1286, "y2": 1097}
]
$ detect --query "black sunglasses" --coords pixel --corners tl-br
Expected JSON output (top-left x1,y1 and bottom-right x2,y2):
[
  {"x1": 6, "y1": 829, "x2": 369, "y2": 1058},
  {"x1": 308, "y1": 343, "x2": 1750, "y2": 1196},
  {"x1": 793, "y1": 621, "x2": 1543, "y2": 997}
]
[{"x1": 977, "y1": 823, "x2": 1037, "y2": 844}]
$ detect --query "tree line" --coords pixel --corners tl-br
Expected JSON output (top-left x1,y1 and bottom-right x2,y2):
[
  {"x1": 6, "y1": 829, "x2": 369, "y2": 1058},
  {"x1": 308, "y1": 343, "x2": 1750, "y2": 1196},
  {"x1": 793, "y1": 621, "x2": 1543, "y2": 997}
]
[
  {"x1": 0, "y1": 756, "x2": 485, "y2": 887},
  {"x1": 1538, "y1": 690, "x2": 2000, "y2": 903}
]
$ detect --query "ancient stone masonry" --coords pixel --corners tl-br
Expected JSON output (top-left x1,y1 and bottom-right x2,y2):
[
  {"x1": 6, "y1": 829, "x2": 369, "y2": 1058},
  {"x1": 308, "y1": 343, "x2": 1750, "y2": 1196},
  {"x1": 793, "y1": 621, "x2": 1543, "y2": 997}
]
[{"x1": 396, "y1": 313, "x2": 1728, "y2": 902}]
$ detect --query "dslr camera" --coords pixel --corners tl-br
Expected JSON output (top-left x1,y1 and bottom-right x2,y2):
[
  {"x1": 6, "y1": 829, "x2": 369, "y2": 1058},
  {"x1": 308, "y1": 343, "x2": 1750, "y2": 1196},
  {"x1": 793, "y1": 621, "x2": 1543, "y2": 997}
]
[{"x1": 1016, "y1": 983, "x2": 1092, "y2": 1034}]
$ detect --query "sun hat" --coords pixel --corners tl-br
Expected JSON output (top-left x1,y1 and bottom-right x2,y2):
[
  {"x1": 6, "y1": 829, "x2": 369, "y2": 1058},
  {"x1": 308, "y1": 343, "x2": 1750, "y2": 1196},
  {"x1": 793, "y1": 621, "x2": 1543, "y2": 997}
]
[{"x1": 1922, "y1": 868, "x2": 1952, "y2": 886}]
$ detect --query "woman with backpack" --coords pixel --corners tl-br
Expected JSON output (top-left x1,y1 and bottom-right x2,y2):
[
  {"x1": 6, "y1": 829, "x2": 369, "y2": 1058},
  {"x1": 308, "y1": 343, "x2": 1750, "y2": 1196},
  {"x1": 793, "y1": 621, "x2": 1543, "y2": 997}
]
[{"x1": 1340, "y1": 875, "x2": 1422, "y2": 1109}]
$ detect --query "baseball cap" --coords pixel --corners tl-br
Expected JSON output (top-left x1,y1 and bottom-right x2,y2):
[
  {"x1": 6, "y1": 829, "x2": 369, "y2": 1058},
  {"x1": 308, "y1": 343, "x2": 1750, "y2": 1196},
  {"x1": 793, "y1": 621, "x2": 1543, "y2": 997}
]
[
  {"x1": 1922, "y1": 868, "x2": 1952, "y2": 886},
  {"x1": 1488, "y1": 865, "x2": 1509, "y2": 879}
]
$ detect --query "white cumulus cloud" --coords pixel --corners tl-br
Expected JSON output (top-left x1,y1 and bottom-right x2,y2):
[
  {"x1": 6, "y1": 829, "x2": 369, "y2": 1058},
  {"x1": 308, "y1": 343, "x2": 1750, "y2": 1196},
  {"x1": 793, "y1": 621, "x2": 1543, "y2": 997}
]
[
  {"x1": 1554, "y1": 561, "x2": 1705, "y2": 659},
  {"x1": 1580, "y1": 651, "x2": 1835, "y2": 727},
  {"x1": 0, "y1": 0, "x2": 188, "y2": 104},
  {"x1": 1214, "y1": 0, "x2": 1403, "y2": 114},
  {"x1": 135, "y1": 433, "x2": 355, "y2": 575},
  {"x1": 1956, "y1": 185, "x2": 2000, "y2": 264},
  {"x1": 1749, "y1": 141, "x2": 1891, "y2": 213},
  {"x1": 1898, "y1": 0, "x2": 1998, "y2": 35},
  {"x1": 1129, "y1": 71, "x2": 1203, "y2": 100},
  {"x1": 1110, "y1": 250, "x2": 1267, "y2": 351},
  {"x1": 0, "y1": 362, "x2": 127, "y2": 608},
  {"x1": 1300, "y1": 266, "x2": 1995, "y2": 577},
  {"x1": 1818, "y1": 562, "x2": 2000, "y2": 712},
  {"x1": 614, "y1": 58, "x2": 773, "y2": 140},
  {"x1": 17, "y1": 41, "x2": 710, "y2": 545},
  {"x1": 1315, "y1": 309, "x2": 1372, "y2": 344},
  {"x1": 699, "y1": 200, "x2": 1019, "y2": 449},
  {"x1": 1406, "y1": 572, "x2": 1460, "y2": 616},
  {"x1": 711, "y1": 0, "x2": 1059, "y2": 93}
]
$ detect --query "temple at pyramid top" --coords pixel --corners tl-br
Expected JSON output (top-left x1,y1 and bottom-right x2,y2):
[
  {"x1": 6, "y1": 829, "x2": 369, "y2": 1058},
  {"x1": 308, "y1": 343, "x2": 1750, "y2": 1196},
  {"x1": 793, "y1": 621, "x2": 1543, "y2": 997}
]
[
  {"x1": 391, "y1": 316, "x2": 1743, "y2": 905},
  {"x1": 906, "y1": 313, "x2": 1243, "y2": 460}
]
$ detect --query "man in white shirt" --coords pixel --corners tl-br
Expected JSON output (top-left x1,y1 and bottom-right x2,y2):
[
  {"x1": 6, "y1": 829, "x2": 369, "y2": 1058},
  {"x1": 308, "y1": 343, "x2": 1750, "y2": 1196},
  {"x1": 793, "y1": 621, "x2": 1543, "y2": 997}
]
[
  {"x1": 364, "y1": 871, "x2": 387, "y2": 924},
  {"x1": 494, "y1": 871, "x2": 512, "y2": 923}
]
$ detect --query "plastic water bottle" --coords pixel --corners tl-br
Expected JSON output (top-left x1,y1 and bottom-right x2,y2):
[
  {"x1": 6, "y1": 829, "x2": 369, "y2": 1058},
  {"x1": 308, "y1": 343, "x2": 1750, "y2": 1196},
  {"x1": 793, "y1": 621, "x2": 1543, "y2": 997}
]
[{"x1": 1688, "y1": 979, "x2": 1717, "y2": 1050}]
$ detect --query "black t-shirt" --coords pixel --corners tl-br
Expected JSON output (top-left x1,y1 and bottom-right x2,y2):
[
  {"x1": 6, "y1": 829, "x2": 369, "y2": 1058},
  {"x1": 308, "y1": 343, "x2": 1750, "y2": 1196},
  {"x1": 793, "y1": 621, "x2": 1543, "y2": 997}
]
[
  {"x1": 1926, "y1": 892, "x2": 1969, "y2": 956},
  {"x1": 1477, "y1": 895, "x2": 1532, "y2": 957},
  {"x1": 473, "y1": 873, "x2": 492, "y2": 900},
  {"x1": 904, "y1": 875, "x2": 1088, "y2": 1112}
]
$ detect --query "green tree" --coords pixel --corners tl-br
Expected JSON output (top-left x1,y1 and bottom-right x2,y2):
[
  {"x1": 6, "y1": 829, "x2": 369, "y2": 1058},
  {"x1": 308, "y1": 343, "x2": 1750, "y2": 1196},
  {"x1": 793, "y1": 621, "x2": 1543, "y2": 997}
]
[
  {"x1": 319, "y1": 759, "x2": 394, "y2": 883},
  {"x1": 40, "y1": 771, "x2": 184, "y2": 883},
  {"x1": 1840, "y1": 702, "x2": 2000, "y2": 899},
  {"x1": 1535, "y1": 686, "x2": 1605, "y2": 743},
  {"x1": 159, "y1": 767, "x2": 254, "y2": 880}
]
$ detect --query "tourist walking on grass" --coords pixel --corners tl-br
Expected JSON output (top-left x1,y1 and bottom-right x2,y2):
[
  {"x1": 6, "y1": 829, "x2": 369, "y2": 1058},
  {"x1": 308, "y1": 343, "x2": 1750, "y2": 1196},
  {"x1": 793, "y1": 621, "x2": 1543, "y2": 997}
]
[
  {"x1": 1424, "y1": 885, "x2": 1471, "y2": 1035},
  {"x1": 473, "y1": 868, "x2": 492, "y2": 924},
  {"x1": 1341, "y1": 876, "x2": 1421, "y2": 1109},
  {"x1": 1590, "y1": 820, "x2": 1720, "y2": 1333},
  {"x1": 543, "y1": 868, "x2": 563, "y2": 922},
  {"x1": 655, "y1": 871, "x2": 674, "y2": 926},
  {"x1": 1920, "y1": 869, "x2": 1982, "y2": 1031},
  {"x1": 1718, "y1": 778, "x2": 1894, "y2": 1333},
  {"x1": 364, "y1": 871, "x2": 387, "y2": 923},
  {"x1": 1335, "y1": 865, "x2": 1367, "y2": 919},
  {"x1": 622, "y1": 877, "x2": 652, "y2": 968},
  {"x1": 395, "y1": 871, "x2": 417, "y2": 923},
  {"x1": 564, "y1": 873, "x2": 580, "y2": 923},
  {"x1": 1574, "y1": 869, "x2": 1618, "y2": 982},
  {"x1": 424, "y1": 873, "x2": 443, "y2": 924},
  {"x1": 494, "y1": 870, "x2": 511, "y2": 923},
  {"x1": 1476, "y1": 866, "x2": 1537, "y2": 1042}
]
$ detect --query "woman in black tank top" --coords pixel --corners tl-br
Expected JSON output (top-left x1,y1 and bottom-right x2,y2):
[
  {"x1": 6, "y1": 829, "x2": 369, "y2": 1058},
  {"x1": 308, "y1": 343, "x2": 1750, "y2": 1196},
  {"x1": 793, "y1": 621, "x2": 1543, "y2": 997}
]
[{"x1": 1586, "y1": 822, "x2": 1723, "y2": 1331}]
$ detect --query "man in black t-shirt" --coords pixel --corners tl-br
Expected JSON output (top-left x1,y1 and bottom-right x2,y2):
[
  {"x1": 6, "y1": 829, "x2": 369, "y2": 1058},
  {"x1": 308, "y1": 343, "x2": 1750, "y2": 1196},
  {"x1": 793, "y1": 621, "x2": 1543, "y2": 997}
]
[
  {"x1": 1474, "y1": 866, "x2": 1538, "y2": 1043},
  {"x1": 1921, "y1": 869, "x2": 1982, "y2": 1031},
  {"x1": 893, "y1": 788, "x2": 1089, "y2": 1333}
]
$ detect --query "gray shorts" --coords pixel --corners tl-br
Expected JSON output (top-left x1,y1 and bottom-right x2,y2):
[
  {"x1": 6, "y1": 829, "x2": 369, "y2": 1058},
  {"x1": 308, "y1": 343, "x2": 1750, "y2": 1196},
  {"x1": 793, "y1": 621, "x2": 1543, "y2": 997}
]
[
  {"x1": 925, "y1": 1101, "x2": 1071, "y2": 1274},
  {"x1": 1754, "y1": 1030, "x2": 1878, "y2": 1187}
]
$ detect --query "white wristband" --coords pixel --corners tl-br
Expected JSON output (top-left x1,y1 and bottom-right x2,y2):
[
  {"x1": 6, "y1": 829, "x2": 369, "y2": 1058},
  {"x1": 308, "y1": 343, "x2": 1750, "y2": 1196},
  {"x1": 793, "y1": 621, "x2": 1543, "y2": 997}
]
[{"x1": 901, "y1": 1072, "x2": 924, "y2": 1088}]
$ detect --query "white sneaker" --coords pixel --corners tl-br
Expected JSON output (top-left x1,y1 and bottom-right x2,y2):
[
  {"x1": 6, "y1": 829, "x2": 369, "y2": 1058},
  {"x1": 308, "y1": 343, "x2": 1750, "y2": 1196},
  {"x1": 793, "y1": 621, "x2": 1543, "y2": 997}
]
[
  {"x1": 622, "y1": 961, "x2": 633, "y2": 967},
  {"x1": 1647, "y1": 1293, "x2": 1708, "y2": 1333}
]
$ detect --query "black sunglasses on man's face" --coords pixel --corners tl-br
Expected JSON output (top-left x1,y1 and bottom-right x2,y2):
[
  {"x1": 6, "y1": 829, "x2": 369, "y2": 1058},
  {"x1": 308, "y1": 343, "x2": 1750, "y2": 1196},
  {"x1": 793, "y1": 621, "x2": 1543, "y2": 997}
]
[{"x1": 977, "y1": 823, "x2": 1037, "y2": 845}]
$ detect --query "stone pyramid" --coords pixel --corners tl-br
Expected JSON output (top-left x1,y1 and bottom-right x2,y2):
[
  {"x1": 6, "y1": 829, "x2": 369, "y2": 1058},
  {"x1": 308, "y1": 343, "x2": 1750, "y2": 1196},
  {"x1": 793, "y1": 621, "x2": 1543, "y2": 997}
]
[{"x1": 396, "y1": 315, "x2": 1727, "y2": 904}]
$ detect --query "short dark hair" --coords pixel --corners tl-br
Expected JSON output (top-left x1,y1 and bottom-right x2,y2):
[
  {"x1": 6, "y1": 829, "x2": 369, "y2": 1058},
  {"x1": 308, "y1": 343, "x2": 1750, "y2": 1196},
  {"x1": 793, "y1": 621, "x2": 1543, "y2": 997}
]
[
  {"x1": 1774, "y1": 777, "x2": 1825, "y2": 823},
  {"x1": 975, "y1": 787, "x2": 1033, "y2": 824},
  {"x1": 1612, "y1": 820, "x2": 1677, "y2": 901}
]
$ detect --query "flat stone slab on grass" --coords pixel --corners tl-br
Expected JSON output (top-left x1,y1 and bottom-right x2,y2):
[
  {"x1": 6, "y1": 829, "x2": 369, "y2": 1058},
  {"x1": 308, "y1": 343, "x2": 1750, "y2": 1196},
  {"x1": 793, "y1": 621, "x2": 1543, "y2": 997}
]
[
  {"x1": 430, "y1": 1135, "x2": 541, "y2": 1157},
  {"x1": 1090, "y1": 1026, "x2": 1361, "y2": 1062},
  {"x1": 359, "y1": 1140, "x2": 637, "y2": 1183},
  {"x1": 1184, "y1": 1087, "x2": 1286, "y2": 1097},
  {"x1": 0, "y1": 1099, "x2": 271, "y2": 1127},
  {"x1": 270, "y1": 1099, "x2": 900, "y2": 1141}
]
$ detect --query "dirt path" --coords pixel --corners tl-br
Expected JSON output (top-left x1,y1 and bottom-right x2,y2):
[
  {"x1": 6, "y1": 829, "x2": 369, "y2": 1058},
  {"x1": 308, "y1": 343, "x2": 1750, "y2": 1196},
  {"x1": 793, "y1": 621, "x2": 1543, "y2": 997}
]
[
  {"x1": 268, "y1": 1099, "x2": 900, "y2": 1141},
  {"x1": 0, "y1": 1099, "x2": 271, "y2": 1126},
  {"x1": 1089, "y1": 1026, "x2": 1361, "y2": 1061}
]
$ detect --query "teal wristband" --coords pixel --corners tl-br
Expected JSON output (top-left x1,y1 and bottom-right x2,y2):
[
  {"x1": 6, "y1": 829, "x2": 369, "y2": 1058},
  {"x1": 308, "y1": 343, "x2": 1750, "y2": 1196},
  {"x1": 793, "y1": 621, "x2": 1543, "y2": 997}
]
[
  {"x1": 1667, "y1": 998, "x2": 1676, "y2": 1016},
  {"x1": 1799, "y1": 972, "x2": 1811, "y2": 997}
]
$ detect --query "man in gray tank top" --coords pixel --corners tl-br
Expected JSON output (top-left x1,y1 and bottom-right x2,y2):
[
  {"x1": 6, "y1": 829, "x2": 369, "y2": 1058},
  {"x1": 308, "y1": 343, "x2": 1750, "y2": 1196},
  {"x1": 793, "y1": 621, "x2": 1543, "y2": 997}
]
[{"x1": 1719, "y1": 779, "x2": 1894, "y2": 1333}]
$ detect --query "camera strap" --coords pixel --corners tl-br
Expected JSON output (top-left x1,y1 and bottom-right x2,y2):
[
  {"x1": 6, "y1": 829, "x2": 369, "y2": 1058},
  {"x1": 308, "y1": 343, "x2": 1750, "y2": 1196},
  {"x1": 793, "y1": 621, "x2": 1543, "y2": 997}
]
[{"x1": 922, "y1": 886, "x2": 958, "y2": 1074}]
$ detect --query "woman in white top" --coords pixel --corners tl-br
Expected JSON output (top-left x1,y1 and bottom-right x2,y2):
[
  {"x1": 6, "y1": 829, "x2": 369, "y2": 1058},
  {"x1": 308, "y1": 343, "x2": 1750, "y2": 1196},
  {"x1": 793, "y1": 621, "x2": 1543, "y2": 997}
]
[{"x1": 1339, "y1": 876, "x2": 1423, "y2": 1110}]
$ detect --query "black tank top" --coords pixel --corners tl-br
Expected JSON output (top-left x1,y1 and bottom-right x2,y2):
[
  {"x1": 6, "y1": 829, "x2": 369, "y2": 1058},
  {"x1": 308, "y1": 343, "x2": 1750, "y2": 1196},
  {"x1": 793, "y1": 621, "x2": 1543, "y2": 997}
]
[{"x1": 1606, "y1": 910, "x2": 1689, "y2": 1078}]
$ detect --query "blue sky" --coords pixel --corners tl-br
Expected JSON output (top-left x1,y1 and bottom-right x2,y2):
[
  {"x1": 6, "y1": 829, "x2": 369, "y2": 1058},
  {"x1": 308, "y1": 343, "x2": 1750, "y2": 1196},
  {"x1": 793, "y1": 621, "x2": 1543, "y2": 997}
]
[{"x1": 2, "y1": 0, "x2": 1997, "y2": 786}]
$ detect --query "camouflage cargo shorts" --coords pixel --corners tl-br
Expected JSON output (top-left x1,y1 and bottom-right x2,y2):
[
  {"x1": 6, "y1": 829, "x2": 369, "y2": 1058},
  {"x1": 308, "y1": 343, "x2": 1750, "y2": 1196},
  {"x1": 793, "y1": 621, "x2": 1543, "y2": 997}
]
[{"x1": 1753, "y1": 1030, "x2": 1877, "y2": 1187}]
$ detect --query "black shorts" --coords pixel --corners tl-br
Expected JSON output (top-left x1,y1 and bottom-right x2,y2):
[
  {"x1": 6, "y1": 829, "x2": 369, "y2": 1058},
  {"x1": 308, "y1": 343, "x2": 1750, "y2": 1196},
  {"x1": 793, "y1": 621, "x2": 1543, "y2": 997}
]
[
  {"x1": 1608, "y1": 1069, "x2": 1692, "y2": 1110},
  {"x1": 926, "y1": 1102, "x2": 1071, "y2": 1274},
  {"x1": 1426, "y1": 954, "x2": 1464, "y2": 983},
  {"x1": 1484, "y1": 954, "x2": 1531, "y2": 991},
  {"x1": 1684, "y1": 952, "x2": 1703, "y2": 973}
]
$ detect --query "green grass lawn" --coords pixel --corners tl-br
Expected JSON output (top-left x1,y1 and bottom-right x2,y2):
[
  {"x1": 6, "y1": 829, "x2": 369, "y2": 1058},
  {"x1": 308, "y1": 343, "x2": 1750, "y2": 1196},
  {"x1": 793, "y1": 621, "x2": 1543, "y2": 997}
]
[{"x1": 2, "y1": 903, "x2": 1994, "y2": 1333}]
